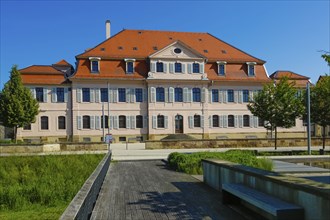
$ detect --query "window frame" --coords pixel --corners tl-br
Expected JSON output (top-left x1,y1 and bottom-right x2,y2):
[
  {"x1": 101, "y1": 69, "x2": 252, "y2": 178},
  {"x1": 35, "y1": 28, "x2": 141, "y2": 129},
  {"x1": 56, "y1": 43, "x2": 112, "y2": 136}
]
[
  {"x1": 192, "y1": 63, "x2": 200, "y2": 73},
  {"x1": 194, "y1": 115, "x2": 201, "y2": 128},
  {"x1": 212, "y1": 89, "x2": 219, "y2": 102},
  {"x1": 193, "y1": 88, "x2": 201, "y2": 102},
  {"x1": 243, "y1": 115, "x2": 250, "y2": 127},
  {"x1": 228, "y1": 115, "x2": 235, "y2": 127},
  {"x1": 119, "y1": 115, "x2": 126, "y2": 128},
  {"x1": 157, "y1": 115, "x2": 165, "y2": 128},
  {"x1": 175, "y1": 88, "x2": 183, "y2": 102},
  {"x1": 36, "y1": 87, "x2": 44, "y2": 102},
  {"x1": 89, "y1": 57, "x2": 101, "y2": 73},
  {"x1": 156, "y1": 62, "x2": 164, "y2": 72},
  {"x1": 246, "y1": 62, "x2": 256, "y2": 76},
  {"x1": 118, "y1": 88, "x2": 126, "y2": 102},
  {"x1": 100, "y1": 88, "x2": 108, "y2": 102},
  {"x1": 213, "y1": 115, "x2": 219, "y2": 127},
  {"x1": 136, "y1": 115, "x2": 143, "y2": 128},
  {"x1": 227, "y1": 89, "x2": 234, "y2": 102},
  {"x1": 101, "y1": 115, "x2": 109, "y2": 129},
  {"x1": 82, "y1": 88, "x2": 91, "y2": 102},
  {"x1": 124, "y1": 58, "x2": 135, "y2": 74},
  {"x1": 156, "y1": 87, "x2": 165, "y2": 102},
  {"x1": 58, "y1": 116, "x2": 66, "y2": 130},
  {"x1": 135, "y1": 88, "x2": 143, "y2": 102},
  {"x1": 217, "y1": 61, "x2": 226, "y2": 76},
  {"x1": 56, "y1": 88, "x2": 65, "y2": 102},
  {"x1": 83, "y1": 115, "x2": 91, "y2": 129},
  {"x1": 243, "y1": 90, "x2": 249, "y2": 103},
  {"x1": 41, "y1": 116, "x2": 49, "y2": 130},
  {"x1": 174, "y1": 62, "x2": 182, "y2": 73}
]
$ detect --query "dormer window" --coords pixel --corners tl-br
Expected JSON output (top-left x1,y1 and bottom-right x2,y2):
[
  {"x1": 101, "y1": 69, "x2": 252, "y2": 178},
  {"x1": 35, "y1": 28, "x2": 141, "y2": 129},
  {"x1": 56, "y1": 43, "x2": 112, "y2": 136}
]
[
  {"x1": 247, "y1": 62, "x2": 256, "y2": 76},
  {"x1": 124, "y1": 58, "x2": 135, "y2": 74},
  {"x1": 193, "y1": 63, "x2": 200, "y2": 73},
  {"x1": 89, "y1": 57, "x2": 101, "y2": 73},
  {"x1": 175, "y1": 62, "x2": 182, "y2": 73},
  {"x1": 156, "y1": 62, "x2": 164, "y2": 72},
  {"x1": 217, "y1": 61, "x2": 227, "y2": 76}
]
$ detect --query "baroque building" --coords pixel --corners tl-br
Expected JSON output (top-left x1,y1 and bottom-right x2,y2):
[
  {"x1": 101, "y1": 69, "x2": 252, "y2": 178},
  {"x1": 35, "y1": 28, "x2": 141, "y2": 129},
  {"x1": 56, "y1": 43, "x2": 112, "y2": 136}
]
[{"x1": 17, "y1": 21, "x2": 307, "y2": 143}]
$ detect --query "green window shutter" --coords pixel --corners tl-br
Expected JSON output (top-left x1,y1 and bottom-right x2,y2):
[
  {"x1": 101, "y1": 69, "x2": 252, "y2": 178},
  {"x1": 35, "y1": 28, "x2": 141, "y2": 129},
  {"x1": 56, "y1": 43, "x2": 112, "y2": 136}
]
[
  {"x1": 109, "y1": 116, "x2": 113, "y2": 130},
  {"x1": 188, "y1": 116, "x2": 193, "y2": 128},
  {"x1": 126, "y1": 116, "x2": 130, "y2": 129},
  {"x1": 238, "y1": 115, "x2": 243, "y2": 128},
  {"x1": 169, "y1": 87, "x2": 174, "y2": 103},
  {"x1": 254, "y1": 116, "x2": 258, "y2": 128},
  {"x1": 223, "y1": 115, "x2": 228, "y2": 128},
  {"x1": 51, "y1": 88, "x2": 57, "y2": 103},
  {"x1": 187, "y1": 64, "x2": 192, "y2": 74},
  {"x1": 95, "y1": 89, "x2": 100, "y2": 103},
  {"x1": 208, "y1": 89, "x2": 212, "y2": 103},
  {"x1": 238, "y1": 90, "x2": 243, "y2": 103},
  {"x1": 109, "y1": 88, "x2": 114, "y2": 103},
  {"x1": 201, "y1": 88, "x2": 206, "y2": 103},
  {"x1": 163, "y1": 63, "x2": 167, "y2": 73},
  {"x1": 201, "y1": 115, "x2": 204, "y2": 128},
  {"x1": 164, "y1": 116, "x2": 168, "y2": 129},
  {"x1": 200, "y1": 64, "x2": 204, "y2": 73},
  {"x1": 95, "y1": 116, "x2": 100, "y2": 130},
  {"x1": 234, "y1": 90, "x2": 238, "y2": 103},
  {"x1": 43, "y1": 88, "x2": 48, "y2": 102},
  {"x1": 219, "y1": 115, "x2": 223, "y2": 128},
  {"x1": 150, "y1": 87, "x2": 156, "y2": 103},
  {"x1": 151, "y1": 62, "x2": 156, "y2": 72},
  {"x1": 90, "y1": 116, "x2": 95, "y2": 129},
  {"x1": 77, "y1": 116, "x2": 82, "y2": 130},
  {"x1": 131, "y1": 116, "x2": 136, "y2": 129},
  {"x1": 90, "y1": 89, "x2": 95, "y2": 103},
  {"x1": 114, "y1": 116, "x2": 119, "y2": 129},
  {"x1": 152, "y1": 116, "x2": 157, "y2": 129},
  {"x1": 183, "y1": 87, "x2": 188, "y2": 102},
  {"x1": 250, "y1": 115, "x2": 254, "y2": 128},
  {"x1": 165, "y1": 87, "x2": 169, "y2": 103},
  {"x1": 126, "y1": 89, "x2": 130, "y2": 103},
  {"x1": 113, "y1": 89, "x2": 118, "y2": 103},
  {"x1": 76, "y1": 88, "x2": 82, "y2": 103},
  {"x1": 187, "y1": 88, "x2": 192, "y2": 102},
  {"x1": 181, "y1": 64, "x2": 186, "y2": 73},
  {"x1": 219, "y1": 90, "x2": 223, "y2": 103},
  {"x1": 130, "y1": 88, "x2": 135, "y2": 103},
  {"x1": 169, "y1": 63, "x2": 174, "y2": 73}
]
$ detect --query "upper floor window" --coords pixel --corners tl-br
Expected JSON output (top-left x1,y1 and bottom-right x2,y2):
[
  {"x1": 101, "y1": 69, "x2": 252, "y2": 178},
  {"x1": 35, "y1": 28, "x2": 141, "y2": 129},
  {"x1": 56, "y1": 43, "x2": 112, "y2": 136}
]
[
  {"x1": 175, "y1": 62, "x2": 182, "y2": 73},
  {"x1": 157, "y1": 115, "x2": 165, "y2": 128},
  {"x1": 156, "y1": 87, "x2": 165, "y2": 102},
  {"x1": 100, "y1": 88, "x2": 108, "y2": 102},
  {"x1": 193, "y1": 63, "x2": 200, "y2": 73},
  {"x1": 58, "y1": 116, "x2": 66, "y2": 130},
  {"x1": 194, "y1": 115, "x2": 201, "y2": 127},
  {"x1": 217, "y1": 61, "x2": 226, "y2": 76},
  {"x1": 228, "y1": 115, "x2": 235, "y2": 127},
  {"x1": 156, "y1": 62, "x2": 164, "y2": 72},
  {"x1": 119, "y1": 115, "x2": 126, "y2": 128},
  {"x1": 56, "y1": 88, "x2": 65, "y2": 102},
  {"x1": 212, "y1": 89, "x2": 219, "y2": 102},
  {"x1": 41, "y1": 116, "x2": 49, "y2": 130},
  {"x1": 243, "y1": 115, "x2": 250, "y2": 127},
  {"x1": 175, "y1": 88, "x2": 183, "y2": 102},
  {"x1": 125, "y1": 58, "x2": 135, "y2": 74},
  {"x1": 118, "y1": 88, "x2": 126, "y2": 102},
  {"x1": 227, "y1": 89, "x2": 234, "y2": 102},
  {"x1": 89, "y1": 57, "x2": 101, "y2": 73},
  {"x1": 213, "y1": 115, "x2": 219, "y2": 127},
  {"x1": 83, "y1": 115, "x2": 91, "y2": 129},
  {"x1": 136, "y1": 115, "x2": 143, "y2": 128},
  {"x1": 243, "y1": 90, "x2": 249, "y2": 102},
  {"x1": 36, "y1": 87, "x2": 44, "y2": 102},
  {"x1": 135, "y1": 88, "x2": 143, "y2": 102},
  {"x1": 82, "y1": 88, "x2": 90, "y2": 102},
  {"x1": 192, "y1": 88, "x2": 201, "y2": 102},
  {"x1": 247, "y1": 62, "x2": 256, "y2": 76}
]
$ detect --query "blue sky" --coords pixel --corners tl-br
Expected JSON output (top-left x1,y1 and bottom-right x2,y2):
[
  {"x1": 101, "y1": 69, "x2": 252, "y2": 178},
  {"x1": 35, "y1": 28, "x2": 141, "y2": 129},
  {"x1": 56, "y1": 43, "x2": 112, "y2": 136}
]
[{"x1": 1, "y1": 0, "x2": 329, "y2": 89}]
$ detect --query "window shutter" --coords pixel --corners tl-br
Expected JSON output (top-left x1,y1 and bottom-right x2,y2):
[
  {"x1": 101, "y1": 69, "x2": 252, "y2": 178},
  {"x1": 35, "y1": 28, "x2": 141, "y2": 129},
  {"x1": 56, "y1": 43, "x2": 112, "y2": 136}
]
[
  {"x1": 90, "y1": 89, "x2": 95, "y2": 103},
  {"x1": 76, "y1": 88, "x2": 82, "y2": 103},
  {"x1": 95, "y1": 89, "x2": 100, "y2": 103},
  {"x1": 169, "y1": 63, "x2": 174, "y2": 73},
  {"x1": 188, "y1": 116, "x2": 193, "y2": 128},
  {"x1": 164, "y1": 116, "x2": 168, "y2": 129},
  {"x1": 238, "y1": 115, "x2": 243, "y2": 128},
  {"x1": 200, "y1": 63, "x2": 204, "y2": 73},
  {"x1": 250, "y1": 115, "x2": 254, "y2": 128},
  {"x1": 234, "y1": 90, "x2": 238, "y2": 103},
  {"x1": 150, "y1": 87, "x2": 156, "y2": 103},
  {"x1": 219, "y1": 115, "x2": 223, "y2": 128},
  {"x1": 95, "y1": 116, "x2": 100, "y2": 130},
  {"x1": 169, "y1": 87, "x2": 174, "y2": 103},
  {"x1": 201, "y1": 88, "x2": 206, "y2": 103},
  {"x1": 219, "y1": 90, "x2": 223, "y2": 103},
  {"x1": 51, "y1": 88, "x2": 57, "y2": 103},
  {"x1": 209, "y1": 116, "x2": 212, "y2": 128},
  {"x1": 187, "y1": 88, "x2": 192, "y2": 102},
  {"x1": 181, "y1": 64, "x2": 186, "y2": 73},
  {"x1": 151, "y1": 62, "x2": 156, "y2": 72},
  {"x1": 131, "y1": 116, "x2": 136, "y2": 129},
  {"x1": 125, "y1": 89, "x2": 130, "y2": 103},
  {"x1": 208, "y1": 89, "x2": 212, "y2": 103},
  {"x1": 113, "y1": 89, "x2": 118, "y2": 103},
  {"x1": 126, "y1": 116, "x2": 130, "y2": 129},
  {"x1": 109, "y1": 88, "x2": 114, "y2": 103},
  {"x1": 165, "y1": 87, "x2": 169, "y2": 102},
  {"x1": 254, "y1": 116, "x2": 258, "y2": 128},
  {"x1": 143, "y1": 115, "x2": 148, "y2": 129},
  {"x1": 152, "y1": 116, "x2": 157, "y2": 129},
  {"x1": 163, "y1": 63, "x2": 167, "y2": 73},
  {"x1": 238, "y1": 90, "x2": 243, "y2": 103},
  {"x1": 30, "y1": 88, "x2": 36, "y2": 99},
  {"x1": 130, "y1": 88, "x2": 135, "y2": 103},
  {"x1": 183, "y1": 87, "x2": 188, "y2": 102},
  {"x1": 43, "y1": 88, "x2": 48, "y2": 102},
  {"x1": 249, "y1": 90, "x2": 254, "y2": 101},
  {"x1": 109, "y1": 116, "x2": 113, "y2": 129},
  {"x1": 187, "y1": 63, "x2": 192, "y2": 74},
  {"x1": 90, "y1": 116, "x2": 95, "y2": 129},
  {"x1": 223, "y1": 115, "x2": 228, "y2": 128},
  {"x1": 223, "y1": 90, "x2": 228, "y2": 103},
  {"x1": 114, "y1": 116, "x2": 119, "y2": 129},
  {"x1": 77, "y1": 116, "x2": 82, "y2": 130},
  {"x1": 234, "y1": 115, "x2": 238, "y2": 128},
  {"x1": 64, "y1": 88, "x2": 68, "y2": 103},
  {"x1": 143, "y1": 89, "x2": 148, "y2": 102}
]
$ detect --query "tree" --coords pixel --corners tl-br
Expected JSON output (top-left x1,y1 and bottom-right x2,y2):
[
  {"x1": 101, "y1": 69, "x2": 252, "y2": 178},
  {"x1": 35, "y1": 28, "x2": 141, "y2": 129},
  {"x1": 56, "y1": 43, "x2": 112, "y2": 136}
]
[
  {"x1": 321, "y1": 53, "x2": 330, "y2": 66},
  {"x1": 247, "y1": 77, "x2": 304, "y2": 149},
  {"x1": 310, "y1": 75, "x2": 330, "y2": 150},
  {"x1": 0, "y1": 65, "x2": 39, "y2": 142}
]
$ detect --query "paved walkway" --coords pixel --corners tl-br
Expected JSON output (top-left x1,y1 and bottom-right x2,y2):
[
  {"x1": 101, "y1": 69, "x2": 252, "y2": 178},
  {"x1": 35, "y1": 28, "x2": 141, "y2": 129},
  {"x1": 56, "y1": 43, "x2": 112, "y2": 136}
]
[{"x1": 91, "y1": 160, "x2": 248, "y2": 220}]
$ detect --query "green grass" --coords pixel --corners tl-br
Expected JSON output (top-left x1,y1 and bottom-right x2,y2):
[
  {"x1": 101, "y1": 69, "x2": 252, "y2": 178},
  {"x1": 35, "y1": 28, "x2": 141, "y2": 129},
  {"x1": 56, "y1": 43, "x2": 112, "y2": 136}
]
[
  {"x1": 167, "y1": 150, "x2": 273, "y2": 175},
  {"x1": 0, "y1": 154, "x2": 105, "y2": 219}
]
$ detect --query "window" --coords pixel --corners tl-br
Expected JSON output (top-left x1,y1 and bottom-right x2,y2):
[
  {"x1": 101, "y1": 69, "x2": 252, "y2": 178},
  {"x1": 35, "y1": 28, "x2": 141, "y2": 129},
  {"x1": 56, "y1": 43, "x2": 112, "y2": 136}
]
[
  {"x1": 82, "y1": 88, "x2": 90, "y2": 102},
  {"x1": 41, "y1": 116, "x2": 49, "y2": 130},
  {"x1": 126, "y1": 62, "x2": 134, "y2": 73},
  {"x1": 217, "y1": 61, "x2": 226, "y2": 76},
  {"x1": 118, "y1": 88, "x2": 126, "y2": 102},
  {"x1": 119, "y1": 115, "x2": 126, "y2": 128},
  {"x1": 247, "y1": 62, "x2": 256, "y2": 76},
  {"x1": 101, "y1": 115, "x2": 109, "y2": 128},
  {"x1": 243, "y1": 90, "x2": 249, "y2": 102},
  {"x1": 156, "y1": 62, "x2": 164, "y2": 72},
  {"x1": 58, "y1": 116, "x2": 66, "y2": 129},
  {"x1": 243, "y1": 115, "x2": 250, "y2": 127},
  {"x1": 56, "y1": 88, "x2": 65, "y2": 102},
  {"x1": 194, "y1": 115, "x2": 201, "y2": 127},
  {"x1": 193, "y1": 88, "x2": 201, "y2": 102},
  {"x1": 174, "y1": 48, "x2": 182, "y2": 54},
  {"x1": 193, "y1": 63, "x2": 200, "y2": 73},
  {"x1": 157, "y1": 115, "x2": 165, "y2": 128},
  {"x1": 175, "y1": 63, "x2": 182, "y2": 73},
  {"x1": 136, "y1": 115, "x2": 143, "y2": 128},
  {"x1": 175, "y1": 88, "x2": 183, "y2": 102},
  {"x1": 213, "y1": 115, "x2": 219, "y2": 127},
  {"x1": 83, "y1": 116, "x2": 91, "y2": 129},
  {"x1": 228, "y1": 115, "x2": 234, "y2": 127},
  {"x1": 101, "y1": 88, "x2": 108, "y2": 102},
  {"x1": 23, "y1": 124, "x2": 31, "y2": 130},
  {"x1": 36, "y1": 87, "x2": 44, "y2": 102},
  {"x1": 156, "y1": 87, "x2": 165, "y2": 102},
  {"x1": 212, "y1": 89, "x2": 219, "y2": 102},
  {"x1": 227, "y1": 89, "x2": 234, "y2": 102},
  {"x1": 135, "y1": 88, "x2": 143, "y2": 102},
  {"x1": 91, "y1": 60, "x2": 99, "y2": 73}
]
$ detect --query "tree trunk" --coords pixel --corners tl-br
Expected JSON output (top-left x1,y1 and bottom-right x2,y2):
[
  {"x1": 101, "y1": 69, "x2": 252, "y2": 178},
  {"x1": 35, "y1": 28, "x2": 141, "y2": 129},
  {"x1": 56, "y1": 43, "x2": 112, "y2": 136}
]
[
  {"x1": 274, "y1": 127, "x2": 277, "y2": 150},
  {"x1": 323, "y1": 126, "x2": 326, "y2": 150}
]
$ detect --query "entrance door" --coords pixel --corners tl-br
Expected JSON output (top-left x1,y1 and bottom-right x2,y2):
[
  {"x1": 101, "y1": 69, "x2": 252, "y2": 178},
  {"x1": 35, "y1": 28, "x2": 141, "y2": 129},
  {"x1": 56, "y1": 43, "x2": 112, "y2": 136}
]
[{"x1": 175, "y1": 115, "x2": 183, "y2": 133}]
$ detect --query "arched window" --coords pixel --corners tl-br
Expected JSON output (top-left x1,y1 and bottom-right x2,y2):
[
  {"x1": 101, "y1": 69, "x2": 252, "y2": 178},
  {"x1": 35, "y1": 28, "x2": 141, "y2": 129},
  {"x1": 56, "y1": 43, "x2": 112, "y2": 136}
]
[
  {"x1": 228, "y1": 115, "x2": 235, "y2": 127},
  {"x1": 58, "y1": 116, "x2": 66, "y2": 130},
  {"x1": 194, "y1": 115, "x2": 201, "y2": 127},
  {"x1": 156, "y1": 87, "x2": 165, "y2": 102},
  {"x1": 243, "y1": 115, "x2": 250, "y2": 127},
  {"x1": 157, "y1": 115, "x2": 165, "y2": 128},
  {"x1": 119, "y1": 115, "x2": 126, "y2": 128},
  {"x1": 156, "y1": 62, "x2": 164, "y2": 72},
  {"x1": 101, "y1": 115, "x2": 109, "y2": 129},
  {"x1": 41, "y1": 116, "x2": 49, "y2": 130},
  {"x1": 193, "y1": 88, "x2": 201, "y2": 102},
  {"x1": 213, "y1": 115, "x2": 219, "y2": 127},
  {"x1": 83, "y1": 115, "x2": 90, "y2": 129}
]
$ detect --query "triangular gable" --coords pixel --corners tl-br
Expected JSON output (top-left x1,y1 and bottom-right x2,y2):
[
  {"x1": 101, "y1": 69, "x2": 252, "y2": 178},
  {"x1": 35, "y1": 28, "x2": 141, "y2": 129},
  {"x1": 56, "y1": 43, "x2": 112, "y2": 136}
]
[{"x1": 54, "y1": 59, "x2": 71, "y2": 66}]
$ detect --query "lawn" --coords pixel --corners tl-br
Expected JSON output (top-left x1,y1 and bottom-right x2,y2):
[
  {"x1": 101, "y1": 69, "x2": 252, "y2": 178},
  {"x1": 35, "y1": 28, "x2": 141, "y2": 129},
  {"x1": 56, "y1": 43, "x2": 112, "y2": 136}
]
[{"x1": 0, "y1": 154, "x2": 105, "y2": 220}]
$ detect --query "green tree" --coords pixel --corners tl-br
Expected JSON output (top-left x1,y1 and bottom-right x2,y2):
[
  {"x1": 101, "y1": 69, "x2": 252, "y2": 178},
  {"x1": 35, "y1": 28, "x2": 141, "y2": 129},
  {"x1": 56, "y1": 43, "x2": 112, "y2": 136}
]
[
  {"x1": 321, "y1": 53, "x2": 330, "y2": 66},
  {"x1": 310, "y1": 76, "x2": 330, "y2": 150},
  {"x1": 247, "y1": 77, "x2": 304, "y2": 149},
  {"x1": 0, "y1": 65, "x2": 39, "y2": 142}
]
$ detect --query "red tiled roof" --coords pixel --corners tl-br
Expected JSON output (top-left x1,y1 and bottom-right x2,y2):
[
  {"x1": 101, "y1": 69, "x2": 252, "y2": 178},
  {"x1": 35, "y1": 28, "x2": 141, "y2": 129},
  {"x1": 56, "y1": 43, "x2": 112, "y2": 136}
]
[
  {"x1": 54, "y1": 59, "x2": 71, "y2": 66},
  {"x1": 20, "y1": 65, "x2": 68, "y2": 85},
  {"x1": 270, "y1": 71, "x2": 310, "y2": 88}
]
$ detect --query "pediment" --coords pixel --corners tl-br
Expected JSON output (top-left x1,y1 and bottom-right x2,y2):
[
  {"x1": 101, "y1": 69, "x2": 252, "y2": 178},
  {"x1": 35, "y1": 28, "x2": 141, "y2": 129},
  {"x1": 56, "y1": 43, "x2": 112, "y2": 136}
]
[{"x1": 149, "y1": 41, "x2": 205, "y2": 60}]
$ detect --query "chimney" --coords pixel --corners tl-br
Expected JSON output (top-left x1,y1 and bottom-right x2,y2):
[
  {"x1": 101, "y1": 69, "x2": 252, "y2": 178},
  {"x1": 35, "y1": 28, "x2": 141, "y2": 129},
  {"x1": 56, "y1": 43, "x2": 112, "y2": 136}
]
[{"x1": 106, "y1": 20, "x2": 111, "y2": 39}]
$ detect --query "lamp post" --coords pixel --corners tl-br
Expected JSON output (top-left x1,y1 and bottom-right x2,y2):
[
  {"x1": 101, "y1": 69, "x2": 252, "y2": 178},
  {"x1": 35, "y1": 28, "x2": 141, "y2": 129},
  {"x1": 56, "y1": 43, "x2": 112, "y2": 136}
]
[{"x1": 306, "y1": 82, "x2": 311, "y2": 155}]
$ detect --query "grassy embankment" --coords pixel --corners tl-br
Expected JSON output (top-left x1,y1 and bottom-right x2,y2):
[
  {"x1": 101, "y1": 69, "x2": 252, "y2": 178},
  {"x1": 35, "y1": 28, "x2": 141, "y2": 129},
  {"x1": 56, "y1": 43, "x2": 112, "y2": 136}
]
[
  {"x1": 0, "y1": 154, "x2": 104, "y2": 220},
  {"x1": 168, "y1": 150, "x2": 273, "y2": 174}
]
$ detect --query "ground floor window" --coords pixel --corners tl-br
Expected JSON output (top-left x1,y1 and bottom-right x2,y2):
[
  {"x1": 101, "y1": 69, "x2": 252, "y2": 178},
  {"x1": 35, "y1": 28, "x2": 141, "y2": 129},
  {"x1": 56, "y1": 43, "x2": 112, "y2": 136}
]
[
  {"x1": 194, "y1": 115, "x2": 201, "y2": 127},
  {"x1": 41, "y1": 116, "x2": 49, "y2": 130},
  {"x1": 136, "y1": 115, "x2": 143, "y2": 128},
  {"x1": 157, "y1": 115, "x2": 165, "y2": 128},
  {"x1": 228, "y1": 115, "x2": 234, "y2": 127},
  {"x1": 83, "y1": 115, "x2": 91, "y2": 129},
  {"x1": 101, "y1": 115, "x2": 109, "y2": 128},
  {"x1": 213, "y1": 115, "x2": 219, "y2": 127},
  {"x1": 119, "y1": 115, "x2": 126, "y2": 128},
  {"x1": 243, "y1": 115, "x2": 250, "y2": 127},
  {"x1": 58, "y1": 116, "x2": 66, "y2": 129}
]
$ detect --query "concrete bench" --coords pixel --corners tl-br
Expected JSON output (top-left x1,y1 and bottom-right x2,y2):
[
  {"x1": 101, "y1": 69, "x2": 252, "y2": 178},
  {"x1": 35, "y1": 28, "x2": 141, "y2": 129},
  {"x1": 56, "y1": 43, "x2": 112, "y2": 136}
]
[{"x1": 222, "y1": 183, "x2": 304, "y2": 220}]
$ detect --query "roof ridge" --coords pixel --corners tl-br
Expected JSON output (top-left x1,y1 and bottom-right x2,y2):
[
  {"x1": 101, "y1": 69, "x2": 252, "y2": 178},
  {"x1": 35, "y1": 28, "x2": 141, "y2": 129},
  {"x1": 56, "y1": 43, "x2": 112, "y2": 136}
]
[{"x1": 123, "y1": 29, "x2": 209, "y2": 35}]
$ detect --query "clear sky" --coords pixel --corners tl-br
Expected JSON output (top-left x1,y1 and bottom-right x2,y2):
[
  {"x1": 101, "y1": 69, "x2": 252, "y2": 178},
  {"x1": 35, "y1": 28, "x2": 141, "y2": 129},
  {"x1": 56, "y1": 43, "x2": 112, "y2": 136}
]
[{"x1": 1, "y1": 0, "x2": 329, "y2": 90}]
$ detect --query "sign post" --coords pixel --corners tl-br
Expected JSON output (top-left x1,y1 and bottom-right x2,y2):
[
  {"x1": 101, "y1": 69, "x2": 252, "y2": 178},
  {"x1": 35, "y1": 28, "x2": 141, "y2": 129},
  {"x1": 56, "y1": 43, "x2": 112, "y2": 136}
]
[{"x1": 105, "y1": 133, "x2": 113, "y2": 152}]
